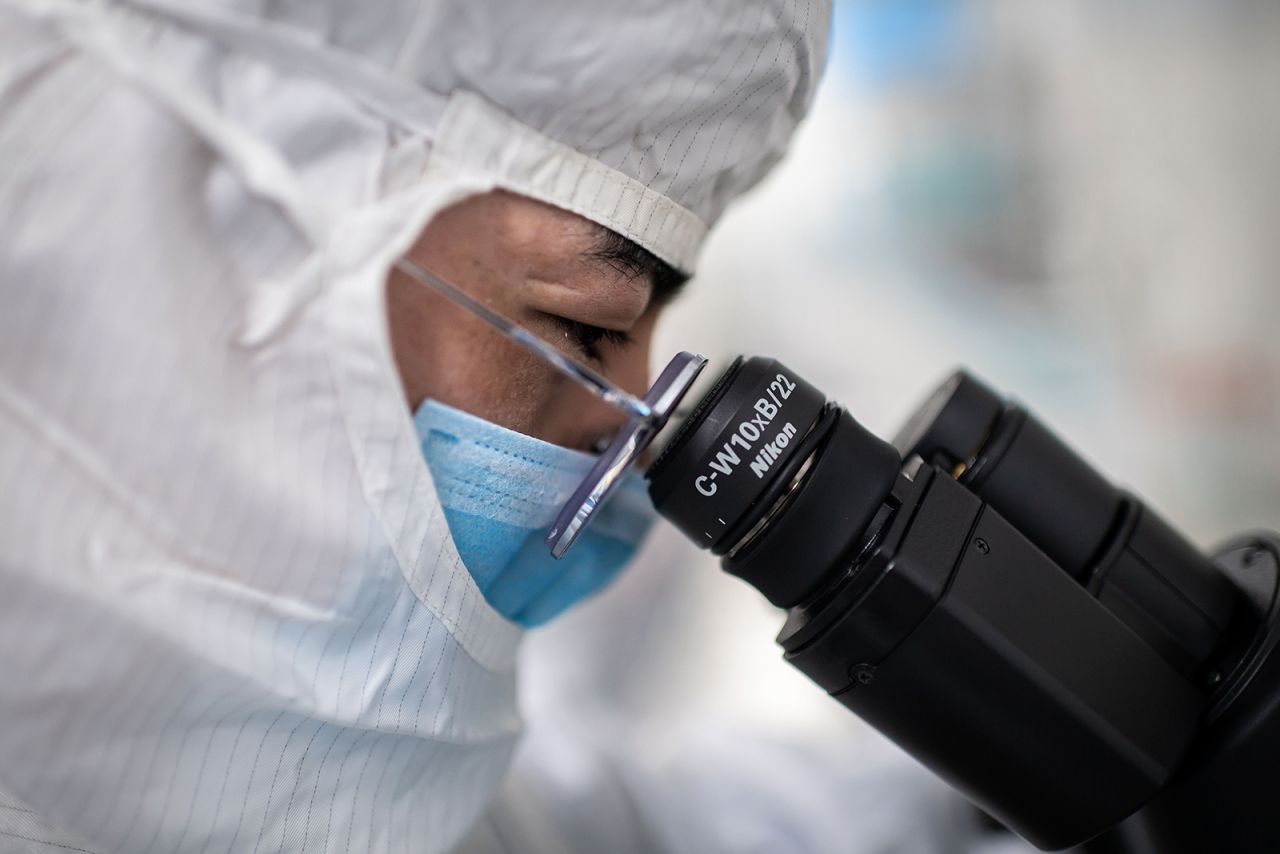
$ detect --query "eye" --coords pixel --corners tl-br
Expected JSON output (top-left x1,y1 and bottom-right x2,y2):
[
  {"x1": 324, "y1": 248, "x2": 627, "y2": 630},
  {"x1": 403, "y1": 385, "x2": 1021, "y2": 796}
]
[{"x1": 551, "y1": 316, "x2": 633, "y2": 362}]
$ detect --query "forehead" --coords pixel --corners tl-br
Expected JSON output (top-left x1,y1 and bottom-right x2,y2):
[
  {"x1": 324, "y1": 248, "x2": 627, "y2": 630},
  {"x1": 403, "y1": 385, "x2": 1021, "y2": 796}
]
[
  {"x1": 449, "y1": 190, "x2": 604, "y2": 265},
  {"x1": 423, "y1": 190, "x2": 655, "y2": 324}
]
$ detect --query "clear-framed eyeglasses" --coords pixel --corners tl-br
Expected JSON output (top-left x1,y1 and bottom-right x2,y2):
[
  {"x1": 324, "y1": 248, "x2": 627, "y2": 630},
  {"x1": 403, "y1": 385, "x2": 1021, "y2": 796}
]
[{"x1": 394, "y1": 257, "x2": 707, "y2": 558}]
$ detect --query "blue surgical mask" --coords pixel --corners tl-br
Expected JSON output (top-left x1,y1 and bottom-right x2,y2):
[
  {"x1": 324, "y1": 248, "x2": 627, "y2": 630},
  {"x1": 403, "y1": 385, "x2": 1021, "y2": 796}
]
[{"x1": 414, "y1": 399, "x2": 655, "y2": 627}]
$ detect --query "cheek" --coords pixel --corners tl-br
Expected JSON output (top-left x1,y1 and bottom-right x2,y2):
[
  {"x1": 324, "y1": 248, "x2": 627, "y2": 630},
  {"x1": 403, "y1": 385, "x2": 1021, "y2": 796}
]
[
  {"x1": 386, "y1": 269, "x2": 555, "y2": 429},
  {"x1": 450, "y1": 355, "x2": 560, "y2": 435}
]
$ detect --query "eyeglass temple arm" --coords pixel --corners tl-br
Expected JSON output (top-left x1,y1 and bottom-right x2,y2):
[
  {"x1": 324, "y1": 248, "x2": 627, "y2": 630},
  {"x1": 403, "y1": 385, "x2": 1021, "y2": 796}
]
[{"x1": 394, "y1": 258, "x2": 655, "y2": 423}]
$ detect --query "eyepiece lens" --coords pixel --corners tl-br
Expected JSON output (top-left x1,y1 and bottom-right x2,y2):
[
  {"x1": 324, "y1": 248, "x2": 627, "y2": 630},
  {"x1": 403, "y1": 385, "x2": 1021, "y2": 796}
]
[{"x1": 647, "y1": 356, "x2": 828, "y2": 553}]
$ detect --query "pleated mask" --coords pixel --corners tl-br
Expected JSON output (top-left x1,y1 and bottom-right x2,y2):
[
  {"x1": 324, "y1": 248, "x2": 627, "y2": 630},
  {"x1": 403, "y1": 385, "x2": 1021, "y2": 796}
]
[{"x1": 414, "y1": 399, "x2": 656, "y2": 627}]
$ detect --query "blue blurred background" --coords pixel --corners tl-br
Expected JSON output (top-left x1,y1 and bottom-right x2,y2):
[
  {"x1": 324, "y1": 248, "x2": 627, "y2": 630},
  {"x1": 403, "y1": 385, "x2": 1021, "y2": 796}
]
[{"x1": 524, "y1": 3, "x2": 1280, "y2": 846}]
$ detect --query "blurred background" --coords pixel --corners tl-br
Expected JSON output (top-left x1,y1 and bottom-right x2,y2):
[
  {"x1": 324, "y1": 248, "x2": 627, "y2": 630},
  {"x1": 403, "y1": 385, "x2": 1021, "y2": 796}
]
[{"x1": 521, "y1": 1, "x2": 1280, "y2": 848}]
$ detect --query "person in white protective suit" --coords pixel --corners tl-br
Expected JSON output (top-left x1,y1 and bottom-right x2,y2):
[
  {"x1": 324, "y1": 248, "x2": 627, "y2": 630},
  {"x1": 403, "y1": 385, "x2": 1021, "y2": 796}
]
[{"x1": 0, "y1": 1, "x2": 1027, "y2": 853}]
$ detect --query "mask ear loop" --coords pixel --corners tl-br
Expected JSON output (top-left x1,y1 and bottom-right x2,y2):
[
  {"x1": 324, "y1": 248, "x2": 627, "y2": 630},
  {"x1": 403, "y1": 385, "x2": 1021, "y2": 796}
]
[{"x1": 394, "y1": 257, "x2": 706, "y2": 557}]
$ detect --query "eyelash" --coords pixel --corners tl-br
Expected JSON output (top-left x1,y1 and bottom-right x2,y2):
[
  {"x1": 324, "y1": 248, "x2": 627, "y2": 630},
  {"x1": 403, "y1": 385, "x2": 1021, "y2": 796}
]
[{"x1": 553, "y1": 317, "x2": 632, "y2": 361}]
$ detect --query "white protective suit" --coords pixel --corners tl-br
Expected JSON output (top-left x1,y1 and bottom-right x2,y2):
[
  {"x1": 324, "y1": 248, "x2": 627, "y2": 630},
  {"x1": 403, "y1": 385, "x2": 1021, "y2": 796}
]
[{"x1": 0, "y1": 1, "x2": 831, "y2": 852}]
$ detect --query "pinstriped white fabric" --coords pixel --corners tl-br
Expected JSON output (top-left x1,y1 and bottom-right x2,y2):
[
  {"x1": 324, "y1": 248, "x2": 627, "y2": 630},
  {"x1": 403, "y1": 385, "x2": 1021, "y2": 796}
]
[
  {"x1": 0, "y1": 0, "x2": 829, "y2": 852},
  {"x1": 0, "y1": 9, "x2": 520, "y2": 852}
]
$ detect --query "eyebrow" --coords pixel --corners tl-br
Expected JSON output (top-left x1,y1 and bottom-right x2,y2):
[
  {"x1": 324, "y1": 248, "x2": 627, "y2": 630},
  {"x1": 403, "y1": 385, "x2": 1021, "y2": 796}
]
[{"x1": 585, "y1": 227, "x2": 690, "y2": 305}]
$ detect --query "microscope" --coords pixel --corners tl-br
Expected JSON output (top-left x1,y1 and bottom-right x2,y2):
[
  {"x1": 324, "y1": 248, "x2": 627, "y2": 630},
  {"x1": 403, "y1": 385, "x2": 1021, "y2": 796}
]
[{"x1": 647, "y1": 357, "x2": 1280, "y2": 853}]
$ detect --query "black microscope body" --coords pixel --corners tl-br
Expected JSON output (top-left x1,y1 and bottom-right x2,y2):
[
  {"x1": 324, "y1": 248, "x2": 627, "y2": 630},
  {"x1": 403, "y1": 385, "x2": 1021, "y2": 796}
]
[{"x1": 648, "y1": 357, "x2": 1280, "y2": 853}]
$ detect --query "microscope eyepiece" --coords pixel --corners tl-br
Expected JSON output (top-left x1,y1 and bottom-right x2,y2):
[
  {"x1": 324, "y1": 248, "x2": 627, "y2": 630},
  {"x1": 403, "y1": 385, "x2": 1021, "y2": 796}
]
[
  {"x1": 647, "y1": 356, "x2": 1250, "y2": 850},
  {"x1": 647, "y1": 356, "x2": 827, "y2": 554},
  {"x1": 648, "y1": 356, "x2": 900, "y2": 608}
]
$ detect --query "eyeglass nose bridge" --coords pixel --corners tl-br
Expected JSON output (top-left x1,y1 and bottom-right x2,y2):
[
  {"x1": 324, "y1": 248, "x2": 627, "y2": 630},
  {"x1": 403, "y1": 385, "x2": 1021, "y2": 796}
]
[
  {"x1": 393, "y1": 256, "x2": 707, "y2": 557},
  {"x1": 546, "y1": 351, "x2": 706, "y2": 557}
]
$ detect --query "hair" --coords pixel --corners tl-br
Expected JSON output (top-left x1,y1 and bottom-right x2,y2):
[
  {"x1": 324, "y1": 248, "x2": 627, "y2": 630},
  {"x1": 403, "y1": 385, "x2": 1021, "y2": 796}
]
[{"x1": 588, "y1": 228, "x2": 690, "y2": 305}]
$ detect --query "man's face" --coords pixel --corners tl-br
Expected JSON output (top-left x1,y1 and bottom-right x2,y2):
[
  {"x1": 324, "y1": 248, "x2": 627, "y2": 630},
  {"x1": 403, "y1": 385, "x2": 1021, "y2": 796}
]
[{"x1": 387, "y1": 190, "x2": 673, "y2": 451}]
